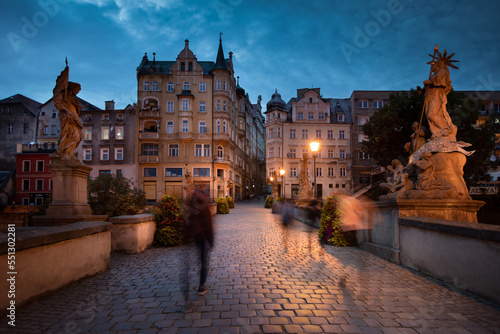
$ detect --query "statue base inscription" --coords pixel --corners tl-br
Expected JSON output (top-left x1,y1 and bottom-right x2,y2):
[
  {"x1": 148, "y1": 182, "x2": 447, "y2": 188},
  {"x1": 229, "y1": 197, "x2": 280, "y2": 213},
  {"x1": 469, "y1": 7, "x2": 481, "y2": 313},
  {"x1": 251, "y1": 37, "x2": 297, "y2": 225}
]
[{"x1": 33, "y1": 159, "x2": 107, "y2": 225}]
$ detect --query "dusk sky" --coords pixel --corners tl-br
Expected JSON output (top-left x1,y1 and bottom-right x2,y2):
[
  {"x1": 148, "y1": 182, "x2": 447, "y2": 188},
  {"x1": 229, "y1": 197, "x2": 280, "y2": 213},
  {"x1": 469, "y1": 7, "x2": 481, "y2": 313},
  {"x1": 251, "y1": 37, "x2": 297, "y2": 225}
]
[{"x1": 1, "y1": 0, "x2": 500, "y2": 110}]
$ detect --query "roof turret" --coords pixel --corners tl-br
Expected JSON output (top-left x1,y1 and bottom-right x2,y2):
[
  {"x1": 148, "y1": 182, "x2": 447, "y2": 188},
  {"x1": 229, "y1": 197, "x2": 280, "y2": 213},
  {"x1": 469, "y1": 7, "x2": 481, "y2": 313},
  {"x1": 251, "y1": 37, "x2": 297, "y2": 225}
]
[{"x1": 266, "y1": 89, "x2": 287, "y2": 112}]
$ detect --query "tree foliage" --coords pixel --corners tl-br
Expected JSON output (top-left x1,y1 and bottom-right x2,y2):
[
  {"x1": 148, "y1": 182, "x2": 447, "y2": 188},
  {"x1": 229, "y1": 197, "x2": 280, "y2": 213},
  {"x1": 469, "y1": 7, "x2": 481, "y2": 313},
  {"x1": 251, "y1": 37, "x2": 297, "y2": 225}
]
[
  {"x1": 362, "y1": 89, "x2": 499, "y2": 185},
  {"x1": 87, "y1": 174, "x2": 147, "y2": 217}
]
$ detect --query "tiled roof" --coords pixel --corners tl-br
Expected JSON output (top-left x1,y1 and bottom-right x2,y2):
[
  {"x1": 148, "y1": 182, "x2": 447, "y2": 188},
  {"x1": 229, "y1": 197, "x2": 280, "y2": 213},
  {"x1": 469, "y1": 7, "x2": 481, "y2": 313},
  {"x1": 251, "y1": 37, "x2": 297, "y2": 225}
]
[{"x1": 0, "y1": 94, "x2": 42, "y2": 116}]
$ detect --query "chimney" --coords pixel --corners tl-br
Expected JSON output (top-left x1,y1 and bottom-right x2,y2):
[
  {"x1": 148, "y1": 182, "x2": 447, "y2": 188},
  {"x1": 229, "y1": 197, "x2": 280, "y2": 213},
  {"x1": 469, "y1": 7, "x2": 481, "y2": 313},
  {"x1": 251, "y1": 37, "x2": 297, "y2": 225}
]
[{"x1": 105, "y1": 100, "x2": 115, "y2": 110}]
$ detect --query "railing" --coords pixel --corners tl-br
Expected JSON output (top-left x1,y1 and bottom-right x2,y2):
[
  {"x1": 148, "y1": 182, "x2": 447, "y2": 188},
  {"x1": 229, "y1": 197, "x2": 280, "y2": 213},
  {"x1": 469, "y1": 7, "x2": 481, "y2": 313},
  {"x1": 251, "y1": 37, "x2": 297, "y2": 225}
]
[
  {"x1": 140, "y1": 110, "x2": 160, "y2": 118},
  {"x1": 138, "y1": 155, "x2": 158, "y2": 163},
  {"x1": 139, "y1": 132, "x2": 159, "y2": 139}
]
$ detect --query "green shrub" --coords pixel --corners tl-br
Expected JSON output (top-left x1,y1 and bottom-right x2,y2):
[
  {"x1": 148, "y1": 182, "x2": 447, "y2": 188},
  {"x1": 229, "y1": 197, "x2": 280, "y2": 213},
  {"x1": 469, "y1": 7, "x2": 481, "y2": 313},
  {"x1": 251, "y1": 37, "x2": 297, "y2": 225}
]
[
  {"x1": 217, "y1": 197, "x2": 230, "y2": 214},
  {"x1": 152, "y1": 194, "x2": 187, "y2": 247},
  {"x1": 264, "y1": 196, "x2": 273, "y2": 208},
  {"x1": 226, "y1": 196, "x2": 235, "y2": 208},
  {"x1": 318, "y1": 194, "x2": 355, "y2": 247},
  {"x1": 88, "y1": 174, "x2": 147, "y2": 217}
]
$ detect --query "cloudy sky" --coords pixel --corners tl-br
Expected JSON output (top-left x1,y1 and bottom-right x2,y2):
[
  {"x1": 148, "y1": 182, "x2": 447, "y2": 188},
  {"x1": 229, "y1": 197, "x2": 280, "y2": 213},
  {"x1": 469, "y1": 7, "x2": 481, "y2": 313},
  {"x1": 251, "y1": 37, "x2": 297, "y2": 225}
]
[{"x1": 1, "y1": 0, "x2": 500, "y2": 109}]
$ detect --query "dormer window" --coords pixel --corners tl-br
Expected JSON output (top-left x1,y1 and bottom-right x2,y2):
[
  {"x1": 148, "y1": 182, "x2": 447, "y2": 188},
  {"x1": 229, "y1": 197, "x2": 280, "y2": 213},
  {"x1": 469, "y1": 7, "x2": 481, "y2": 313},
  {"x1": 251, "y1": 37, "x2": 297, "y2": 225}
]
[
  {"x1": 188, "y1": 62, "x2": 193, "y2": 71},
  {"x1": 103, "y1": 114, "x2": 109, "y2": 121},
  {"x1": 181, "y1": 62, "x2": 185, "y2": 71},
  {"x1": 338, "y1": 114, "x2": 345, "y2": 122},
  {"x1": 309, "y1": 97, "x2": 313, "y2": 103}
]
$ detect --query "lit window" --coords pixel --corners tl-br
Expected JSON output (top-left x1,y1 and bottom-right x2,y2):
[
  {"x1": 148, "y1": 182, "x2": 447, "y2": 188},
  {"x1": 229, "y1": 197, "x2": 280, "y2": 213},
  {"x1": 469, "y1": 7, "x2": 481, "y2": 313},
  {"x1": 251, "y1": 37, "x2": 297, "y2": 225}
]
[
  {"x1": 115, "y1": 127, "x2": 124, "y2": 140},
  {"x1": 84, "y1": 127, "x2": 92, "y2": 140},
  {"x1": 101, "y1": 127, "x2": 110, "y2": 140}
]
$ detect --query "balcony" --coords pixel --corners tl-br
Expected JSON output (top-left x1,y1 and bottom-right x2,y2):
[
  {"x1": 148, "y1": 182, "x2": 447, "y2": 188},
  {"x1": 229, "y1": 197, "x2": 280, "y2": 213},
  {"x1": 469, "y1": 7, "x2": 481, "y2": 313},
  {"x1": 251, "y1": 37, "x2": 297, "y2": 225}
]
[
  {"x1": 140, "y1": 110, "x2": 160, "y2": 119},
  {"x1": 138, "y1": 155, "x2": 158, "y2": 163},
  {"x1": 139, "y1": 132, "x2": 159, "y2": 139},
  {"x1": 213, "y1": 133, "x2": 230, "y2": 141},
  {"x1": 179, "y1": 132, "x2": 193, "y2": 140}
]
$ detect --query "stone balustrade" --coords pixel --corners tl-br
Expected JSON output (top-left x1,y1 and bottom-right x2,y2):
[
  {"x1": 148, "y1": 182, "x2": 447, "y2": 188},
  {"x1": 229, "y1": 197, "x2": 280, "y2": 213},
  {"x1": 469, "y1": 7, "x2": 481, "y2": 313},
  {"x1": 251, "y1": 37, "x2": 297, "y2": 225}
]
[{"x1": 109, "y1": 214, "x2": 155, "y2": 254}]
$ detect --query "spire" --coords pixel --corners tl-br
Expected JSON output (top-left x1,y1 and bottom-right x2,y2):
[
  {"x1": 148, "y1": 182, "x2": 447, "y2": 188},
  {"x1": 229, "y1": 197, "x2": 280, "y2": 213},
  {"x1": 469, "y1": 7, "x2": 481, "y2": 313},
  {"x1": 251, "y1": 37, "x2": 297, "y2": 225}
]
[{"x1": 215, "y1": 32, "x2": 226, "y2": 69}]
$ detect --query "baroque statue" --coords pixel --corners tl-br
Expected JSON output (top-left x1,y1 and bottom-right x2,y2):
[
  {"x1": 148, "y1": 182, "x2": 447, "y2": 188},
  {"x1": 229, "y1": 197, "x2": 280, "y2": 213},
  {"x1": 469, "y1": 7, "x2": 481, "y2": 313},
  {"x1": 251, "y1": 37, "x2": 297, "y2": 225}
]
[{"x1": 51, "y1": 60, "x2": 83, "y2": 164}]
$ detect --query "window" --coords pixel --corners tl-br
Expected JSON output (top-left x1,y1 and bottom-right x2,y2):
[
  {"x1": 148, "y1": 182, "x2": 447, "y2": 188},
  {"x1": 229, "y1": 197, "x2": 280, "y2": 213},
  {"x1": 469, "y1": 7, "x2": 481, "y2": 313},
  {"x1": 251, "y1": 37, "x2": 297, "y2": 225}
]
[
  {"x1": 7, "y1": 124, "x2": 13, "y2": 134},
  {"x1": 43, "y1": 125, "x2": 49, "y2": 135},
  {"x1": 297, "y1": 112, "x2": 304, "y2": 120},
  {"x1": 217, "y1": 146, "x2": 223, "y2": 158},
  {"x1": 289, "y1": 149, "x2": 296, "y2": 158},
  {"x1": 142, "y1": 144, "x2": 158, "y2": 156},
  {"x1": 166, "y1": 121, "x2": 174, "y2": 134},
  {"x1": 316, "y1": 130, "x2": 322, "y2": 139},
  {"x1": 358, "y1": 133, "x2": 367, "y2": 143},
  {"x1": 182, "y1": 119, "x2": 188, "y2": 132},
  {"x1": 36, "y1": 179, "x2": 43, "y2": 191},
  {"x1": 338, "y1": 114, "x2": 345, "y2": 122},
  {"x1": 308, "y1": 112, "x2": 314, "y2": 120},
  {"x1": 223, "y1": 101, "x2": 226, "y2": 112},
  {"x1": 199, "y1": 82, "x2": 206, "y2": 92},
  {"x1": 358, "y1": 151, "x2": 370, "y2": 159},
  {"x1": 144, "y1": 81, "x2": 150, "y2": 91},
  {"x1": 188, "y1": 62, "x2": 193, "y2": 71},
  {"x1": 115, "y1": 148, "x2": 123, "y2": 160},
  {"x1": 193, "y1": 168, "x2": 210, "y2": 177},
  {"x1": 217, "y1": 100, "x2": 221, "y2": 111},
  {"x1": 199, "y1": 121, "x2": 207, "y2": 134},
  {"x1": 165, "y1": 168, "x2": 182, "y2": 177},
  {"x1": 23, "y1": 123, "x2": 29, "y2": 134},
  {"x1": 116, "y1": 169, "x2": 123, "y2": 178},
  {"x1": 318, "y1": 113, "x2": 325, "y2": 120},
  {"x1": 167, "y1": 101, "x2": 174, "y2": 113},
  {"x1": 22, "y1": 180, "x2": 29, "y2": 191},
  {"x1": 358, "y1": 100, "x2": 368, "y2": 108},
  {"x1": 328, "y1": 167, "x2": 335, "y2": 177},
  {"x1": 101, "y1": 127, "x2": 110, "y2": 140},
  {"x1": 115, "y1": 127, "x2": 124, "y2": 140},
  {"x1": 204, "y1": 144, "x2": 210, "y2": 157},
  {"x1": 83, "y1": 148, "x2": 92, "y2": 161},
  {"x1": 290, "y1": 129, "x2": 296, "y2": 139},
  {"x1": 195, "y1": 144, "x2": 202, "y2": 157},
  {"x1": 217, "y1": 81, "x2": 221, "y2": 90},
  {"x1": 268, "y1": 147, "x2": 274, "y2": 159},
  {"x1": 182, "y1": 99, "x2": 189, "y2": 111},
  {"x1": 181, "y1": 62, "x2": 185, "y2": 71},
  {"x1": 268, "y1": 128, "x2": 274, "y2": 139},
  {"x1": 51, "y1": 125, "x2": 57, "y2": 135},
  {"x1": 302, "y1": 129, "x2": 308, "y2": 139},
  {"x1": 167, "y1": 82, "x2": 174, "y2": 92},
  {"x1": 327, "y1": 130, "x2": 334, "y2": 139},
  {"x1": 199, "y1": 102, "x2": 206, "y2": 113},
  {"x1": 358, "y1": 116, "x2": 369, "y2": 125},
  {"x1": 84, "y1": 127, "x2": 92, "y2": 140},
  {"x1": 23, "y1": 161, "x2": 30, "y2": 172},
  {"x1": 99, "y1": 170, "x2": 111, "y2": 175},
  {"x1": 340, "y1": 167, "x2": 347, "y2": 177},
  {"x1": 373, "y1": 100, "x2": 383, "y2": 109},
  {"x1": 22, "y1": 198, "x2": 29, "y2": 205},
  {"x1": 183, "y1": 82, "x2": 190, "y2": 90},
  {"x1": 316, "y1": 168, "x2": 322, "y2": 177},
  {"x1": 100, "y1": 148, "x2": 109, "y2": 160},
  {"x1": 152, "y1": 81, "x2": 159, "y2": 91},
  {"x1": 144, "y1": 168, "x2": 157, "y2": 177},
  {"x1": 194, "y1": 144, "x2": 211, "y2": 157},
  {"x1": 37, "y1": 161, "x2": 44, "y2": 172},
  {"x1": 340, "y1": 150, "x2": 346, "y2": 159},
  {"x1": 35, "y1": 197, "x2": 43, "y2": 206},
  {"x1": 216, "y1": 120, "x2": 221, "y2": 133},
  {"x1": 290, "y1": 168, "x2": 297, "y2": 177},
  {"x1": 169, "y1": 144, "x2": 179, "y2": 157},
  {"x1": 223, "y1": 121, "x2": 227, "y2": 133},
  {"x1": 339, "y1": 130, "x2": 345, "y2": 139},
  {"x1": 309, "y1": 97, "x2": 313, "y2": 103},
  {"x1": 223, "y1": 81, "x2": 227, "y2": 91}
]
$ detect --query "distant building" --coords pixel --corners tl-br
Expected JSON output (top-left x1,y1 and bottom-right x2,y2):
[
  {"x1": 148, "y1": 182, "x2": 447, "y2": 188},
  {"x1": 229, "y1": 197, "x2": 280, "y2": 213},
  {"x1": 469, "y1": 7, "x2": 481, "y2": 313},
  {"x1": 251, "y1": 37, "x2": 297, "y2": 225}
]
[
  {"x1": 265, "y1": 88, "x2": 353, "y2": 200},
  {"x1": 135, "y1": 38, "x2": 265, "y2": 202},
  {"x1": 12, "y1": 143, "x2": 54, "y2": 206},
  {"x1": 0, "y1": 94, "x2": 41, "y2": 172},
  {"x1": 76, "y1": 101, "x2": 138, "y2": 185}
]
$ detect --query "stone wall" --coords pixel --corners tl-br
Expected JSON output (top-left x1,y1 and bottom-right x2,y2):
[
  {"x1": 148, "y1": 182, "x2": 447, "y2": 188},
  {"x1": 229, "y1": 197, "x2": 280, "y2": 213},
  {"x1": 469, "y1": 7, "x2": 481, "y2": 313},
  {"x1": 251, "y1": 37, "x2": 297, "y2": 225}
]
[
  {"x1": 110, "y1": 214, "x2": 155, "y2": 254},
  {"x1": 0, "y1": 221, "x2": 112, "y2": 311}
]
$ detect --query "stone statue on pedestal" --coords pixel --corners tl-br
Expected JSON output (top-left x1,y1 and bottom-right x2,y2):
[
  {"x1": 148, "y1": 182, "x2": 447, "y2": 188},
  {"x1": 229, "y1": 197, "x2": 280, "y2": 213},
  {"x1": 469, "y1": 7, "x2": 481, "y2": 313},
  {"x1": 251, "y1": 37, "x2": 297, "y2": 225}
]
[{"x1": 295, "y1": 154, "x2": 313, "y2": 205}]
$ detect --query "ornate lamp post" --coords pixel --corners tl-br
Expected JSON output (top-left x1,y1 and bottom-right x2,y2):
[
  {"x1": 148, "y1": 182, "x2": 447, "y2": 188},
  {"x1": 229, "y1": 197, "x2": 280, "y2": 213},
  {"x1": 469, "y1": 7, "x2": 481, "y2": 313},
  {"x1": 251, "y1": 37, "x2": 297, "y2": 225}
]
[
  {"x1": 279, "y1": 168, "x2": 285, "y2": 199},
  {"x1": 309, "y1": 141, "x2": 320, "y2": 200}
]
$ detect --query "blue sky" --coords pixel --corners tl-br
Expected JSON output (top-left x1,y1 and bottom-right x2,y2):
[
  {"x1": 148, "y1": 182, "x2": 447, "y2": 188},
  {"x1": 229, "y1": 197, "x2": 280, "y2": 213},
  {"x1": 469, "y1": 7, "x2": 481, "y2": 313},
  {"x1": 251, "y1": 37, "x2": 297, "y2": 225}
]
[{"x1": 1, "y1": 0, "x2": 500, "y2": 109}]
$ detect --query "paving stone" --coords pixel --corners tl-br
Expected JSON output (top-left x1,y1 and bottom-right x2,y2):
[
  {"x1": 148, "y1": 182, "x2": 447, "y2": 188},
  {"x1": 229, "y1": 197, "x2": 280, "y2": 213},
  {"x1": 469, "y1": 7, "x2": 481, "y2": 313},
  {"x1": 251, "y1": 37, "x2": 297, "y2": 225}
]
[{"x1": 2, "y1": 201, "x2": 499, "y2": 334}]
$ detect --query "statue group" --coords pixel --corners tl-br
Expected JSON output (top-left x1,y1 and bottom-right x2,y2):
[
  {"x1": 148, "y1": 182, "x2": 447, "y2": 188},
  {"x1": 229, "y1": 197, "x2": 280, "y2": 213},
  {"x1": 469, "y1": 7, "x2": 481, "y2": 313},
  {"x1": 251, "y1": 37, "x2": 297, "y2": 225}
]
[{"x1": 380, "y1": 46, "x2": 473, "y2": 201}]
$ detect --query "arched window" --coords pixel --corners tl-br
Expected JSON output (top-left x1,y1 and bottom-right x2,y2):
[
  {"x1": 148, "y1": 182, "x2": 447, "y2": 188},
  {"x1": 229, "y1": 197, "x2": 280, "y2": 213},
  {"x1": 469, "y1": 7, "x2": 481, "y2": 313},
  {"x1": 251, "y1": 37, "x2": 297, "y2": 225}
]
[{"x1": 217, "y1": 146, "x2": 223, "y2": 158}]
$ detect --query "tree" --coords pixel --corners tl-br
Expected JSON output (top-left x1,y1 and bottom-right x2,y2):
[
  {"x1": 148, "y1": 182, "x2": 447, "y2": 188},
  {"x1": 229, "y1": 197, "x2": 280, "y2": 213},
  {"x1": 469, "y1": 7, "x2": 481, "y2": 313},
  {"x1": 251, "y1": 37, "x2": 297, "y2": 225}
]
[
  {"x1": 87, "y1": 174, "x2": 147, "y2": 217},
  {"x1": 362, "y1": 90, "x2": 498, "y2": 185}
]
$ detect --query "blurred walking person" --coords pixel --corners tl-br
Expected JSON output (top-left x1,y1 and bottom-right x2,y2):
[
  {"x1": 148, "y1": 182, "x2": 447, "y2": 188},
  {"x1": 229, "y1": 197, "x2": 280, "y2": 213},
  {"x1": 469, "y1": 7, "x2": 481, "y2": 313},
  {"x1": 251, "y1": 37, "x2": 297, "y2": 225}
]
[
  {"x1": 281, "y1": 200, "x2": 294, "y2": 251},
  {"x1": 183, "y1": 188, "x2": 214, "y2": 310}
]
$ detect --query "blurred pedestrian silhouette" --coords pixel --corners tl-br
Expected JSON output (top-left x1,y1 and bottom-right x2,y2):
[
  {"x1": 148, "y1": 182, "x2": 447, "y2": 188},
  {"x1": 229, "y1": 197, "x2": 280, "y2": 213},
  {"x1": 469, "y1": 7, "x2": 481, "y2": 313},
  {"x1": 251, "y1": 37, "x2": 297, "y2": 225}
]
[
  {"x1": 183, "y1": 188, "x2": 214, "y2": 310},
  {"x1": 280, "y1": 200, "x2": 294, "y2": 251},
  {"x1": 305, "y1": 199, "x2": 321, "y2": 251}
]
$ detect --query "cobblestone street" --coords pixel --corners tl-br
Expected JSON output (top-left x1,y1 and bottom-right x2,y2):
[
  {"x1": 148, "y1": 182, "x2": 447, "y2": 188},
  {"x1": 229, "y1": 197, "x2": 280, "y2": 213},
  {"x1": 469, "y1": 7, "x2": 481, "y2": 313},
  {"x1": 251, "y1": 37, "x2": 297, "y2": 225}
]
[{"x1": 3, "y1": 201, "x2": 500, "y2": 334}]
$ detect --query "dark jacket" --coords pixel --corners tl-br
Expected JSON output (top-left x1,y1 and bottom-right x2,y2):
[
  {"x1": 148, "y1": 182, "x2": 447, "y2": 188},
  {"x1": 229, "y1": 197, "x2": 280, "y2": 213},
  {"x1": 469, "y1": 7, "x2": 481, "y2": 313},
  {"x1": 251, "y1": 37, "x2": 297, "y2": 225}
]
[{"x1": 186, "y1": 189, "x2": 214, "y2": 247}]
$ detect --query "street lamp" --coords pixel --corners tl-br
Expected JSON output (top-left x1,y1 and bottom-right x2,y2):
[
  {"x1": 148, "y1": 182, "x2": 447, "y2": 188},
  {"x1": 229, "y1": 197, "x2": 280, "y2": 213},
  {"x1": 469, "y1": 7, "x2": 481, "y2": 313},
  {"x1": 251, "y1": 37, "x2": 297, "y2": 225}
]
[
  {"x1": 279, "y1": 169, "x2": 285, "y2": 199},
  {"x1": 309, "y1": 141, "x2": 319, "y2": 200}
]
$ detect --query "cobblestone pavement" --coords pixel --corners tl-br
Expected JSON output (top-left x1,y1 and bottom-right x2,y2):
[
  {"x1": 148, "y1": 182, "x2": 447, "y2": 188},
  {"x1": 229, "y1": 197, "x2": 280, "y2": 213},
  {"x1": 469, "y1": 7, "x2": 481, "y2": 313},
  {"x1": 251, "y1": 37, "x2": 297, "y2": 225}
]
[{"x1": 3, "y1": 201, "x2": 500, "y2": 333}]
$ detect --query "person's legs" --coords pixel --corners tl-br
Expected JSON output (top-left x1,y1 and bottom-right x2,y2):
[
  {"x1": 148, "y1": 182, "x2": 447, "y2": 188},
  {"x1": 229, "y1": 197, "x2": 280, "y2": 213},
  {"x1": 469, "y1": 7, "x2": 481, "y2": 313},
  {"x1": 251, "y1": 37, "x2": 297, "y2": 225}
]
[{"x1": 196, "y1": 239, "x2": 209, "y2": 295}]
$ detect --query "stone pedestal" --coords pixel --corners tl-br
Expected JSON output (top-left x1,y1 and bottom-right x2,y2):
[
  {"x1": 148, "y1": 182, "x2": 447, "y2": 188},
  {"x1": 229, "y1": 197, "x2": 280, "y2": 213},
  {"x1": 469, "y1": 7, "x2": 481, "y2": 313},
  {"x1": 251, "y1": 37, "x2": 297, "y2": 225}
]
[{"x1": 33, "y1": 160, "x2": 107, "y2": 225}]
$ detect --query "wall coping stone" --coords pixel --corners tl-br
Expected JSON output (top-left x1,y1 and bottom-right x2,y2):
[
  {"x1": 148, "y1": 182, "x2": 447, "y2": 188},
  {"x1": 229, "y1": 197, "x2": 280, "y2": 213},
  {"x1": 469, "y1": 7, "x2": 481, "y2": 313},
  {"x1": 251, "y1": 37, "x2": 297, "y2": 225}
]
[
  {"x1": 109, "y1": 214, "x2": 154, "y2": 224},
  {"x1": 399, "y1": 216, "x2": 500, "y2": 242},
  {"x1": 0, "y1": 221, "x2": 112, "y2": 254}
]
